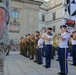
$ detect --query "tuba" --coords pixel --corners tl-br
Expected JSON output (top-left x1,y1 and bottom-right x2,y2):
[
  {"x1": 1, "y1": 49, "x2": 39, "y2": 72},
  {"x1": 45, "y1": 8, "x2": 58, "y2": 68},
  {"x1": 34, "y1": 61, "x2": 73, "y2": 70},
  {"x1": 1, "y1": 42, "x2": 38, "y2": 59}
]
[{"x1": 52, "y1": 34, "x2": 60, "y2": 48}]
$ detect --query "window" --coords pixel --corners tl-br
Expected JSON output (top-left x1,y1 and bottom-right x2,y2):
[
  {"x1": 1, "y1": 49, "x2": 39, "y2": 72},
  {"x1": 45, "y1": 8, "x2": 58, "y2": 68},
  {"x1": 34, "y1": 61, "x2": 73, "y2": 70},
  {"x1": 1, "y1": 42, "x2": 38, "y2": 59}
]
[
  {"x1": 53, "y1": 26, "x2": 55, "y2": 32},
  {"x1": 42, "y1": 14, "x2": 45, "y2": 22},
  {"x1": 52, "y1": 12, "x2": 56, "y2": 20},
  {"x1": 11, "y1": 10, "x2": 21, "y2": 19}
]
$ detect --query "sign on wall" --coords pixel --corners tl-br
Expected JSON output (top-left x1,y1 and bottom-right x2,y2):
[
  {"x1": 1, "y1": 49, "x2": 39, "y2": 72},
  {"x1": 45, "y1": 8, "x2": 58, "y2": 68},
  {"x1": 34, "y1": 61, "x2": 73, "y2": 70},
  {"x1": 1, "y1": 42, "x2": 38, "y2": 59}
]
[{"x1": 9, "y1": 19, "x2": 20, "y2": 33}]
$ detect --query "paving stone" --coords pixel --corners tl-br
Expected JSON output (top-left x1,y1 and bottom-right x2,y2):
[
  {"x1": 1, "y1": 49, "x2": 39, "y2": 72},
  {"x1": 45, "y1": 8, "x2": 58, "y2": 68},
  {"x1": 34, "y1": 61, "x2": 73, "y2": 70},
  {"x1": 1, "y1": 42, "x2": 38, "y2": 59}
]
[{"x1": 4, "y1": 51, "x2": 76, "y2": 75}]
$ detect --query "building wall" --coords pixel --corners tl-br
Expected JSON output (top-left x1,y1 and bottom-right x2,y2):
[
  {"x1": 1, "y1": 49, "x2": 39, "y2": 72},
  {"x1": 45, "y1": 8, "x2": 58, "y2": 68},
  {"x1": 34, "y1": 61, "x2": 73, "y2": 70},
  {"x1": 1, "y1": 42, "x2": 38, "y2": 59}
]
[
  {"x1": 38, "y1": 9, "x2": 47, "y2": 31},
  {"x1": 9, "y1": 0, "x2": 63, "y2": 39},
  {"x1": 38, "y1": 4, "x2": 62, "y2": 33},
  {"x1": 8, "y1": 0, "x2": 40, "y2": 39},
  {"x1": 46, "y1": 5, "x2": 62, "y2": 32}
]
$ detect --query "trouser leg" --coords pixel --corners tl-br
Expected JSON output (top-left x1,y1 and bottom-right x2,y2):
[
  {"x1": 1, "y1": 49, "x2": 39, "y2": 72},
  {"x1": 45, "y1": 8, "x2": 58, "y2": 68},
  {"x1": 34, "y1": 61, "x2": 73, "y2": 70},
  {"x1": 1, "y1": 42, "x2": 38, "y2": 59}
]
[
  {"x1": 72, "y1": 45, "x2": 76, "y2": 65},
  {"x1": 45, "y1": 45, "x2": 52, "y2": 67},
  {"x1": 58, "y1": 48, "x2": 68, "y2": 74}
]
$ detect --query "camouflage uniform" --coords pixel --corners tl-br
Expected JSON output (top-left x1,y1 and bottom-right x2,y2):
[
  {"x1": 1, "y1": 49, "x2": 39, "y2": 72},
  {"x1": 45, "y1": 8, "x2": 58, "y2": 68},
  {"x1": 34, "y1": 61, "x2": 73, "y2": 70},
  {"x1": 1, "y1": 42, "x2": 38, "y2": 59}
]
[
  {"x1": 24, "y1": 38, "x2": 27, "y2": 57},
  {"x1": 68, "y1": 41, "x2": 72, "y2": 56},
  {"x1": 34, "y1": 39, "x2": 38, "y2": 62},
  {"x1": 20, "y1": 38, "x2": 25, "y2": 55},
  {"x1": 22, "y1": 39, "x2": 26, "y2": 56},
  {"x1": 26, "y1": 36, "x2": 30, "y2": 58},
  {"x1": 20, "y1": 39, "x2": 23, "y2": 55},
  {"x1": 30, "y1": 39, "x2": 34, "y2": 60},
  {"x1": 0, "y1": 0, "x2": 11, "y2": 75}
]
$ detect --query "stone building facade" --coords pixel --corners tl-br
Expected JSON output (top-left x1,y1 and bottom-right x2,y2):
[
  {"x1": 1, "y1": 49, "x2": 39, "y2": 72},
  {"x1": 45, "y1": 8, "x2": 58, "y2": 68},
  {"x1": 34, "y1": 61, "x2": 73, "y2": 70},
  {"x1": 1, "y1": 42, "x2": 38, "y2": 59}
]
[
  {"x1": 8, "y1": 0, "x2": 42, "y2": 39},
  {"x1": 9, "y1": 0, "x2": 76, "y2": 39}
]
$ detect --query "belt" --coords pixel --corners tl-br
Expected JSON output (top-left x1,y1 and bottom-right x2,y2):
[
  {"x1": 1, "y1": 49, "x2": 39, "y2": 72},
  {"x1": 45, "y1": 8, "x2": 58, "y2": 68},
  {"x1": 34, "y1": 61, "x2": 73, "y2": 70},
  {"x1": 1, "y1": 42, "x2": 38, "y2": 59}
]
[
  {"x1": 39, "y1": 48, "x2": 43, "y2": 49},
  {"x1": 73, "y1": 45, "x2": 76, "y2": 46},
  {"x1": 45, "y1": 44, "x2": 52, "y2": 46},
  {"x1": 59, "y1": 47, "x2": 68, "y2": 49}
]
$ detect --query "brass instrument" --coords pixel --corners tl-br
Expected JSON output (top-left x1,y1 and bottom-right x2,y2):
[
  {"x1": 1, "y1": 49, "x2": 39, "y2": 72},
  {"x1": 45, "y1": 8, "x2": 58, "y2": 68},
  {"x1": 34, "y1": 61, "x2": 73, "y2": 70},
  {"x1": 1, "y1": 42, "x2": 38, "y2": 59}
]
[
  {"x1": 68, "y1": 39, "x2": 72, "y2": 45},
  {"x1": 52, "y1": 32, "x2": 70, "y2": 48},
  {"x1": 42, "y1": 32, "x2": 49, "y2": 44},
  {"x1": 21, "y1": 39, "x2": 25, "y2": 45},
  {"x1": 26, "y1": 36, "x2": 30, "y2": 44},
  {"x1": 52, "y1": 34, "x2": 59, "y2": 48}
]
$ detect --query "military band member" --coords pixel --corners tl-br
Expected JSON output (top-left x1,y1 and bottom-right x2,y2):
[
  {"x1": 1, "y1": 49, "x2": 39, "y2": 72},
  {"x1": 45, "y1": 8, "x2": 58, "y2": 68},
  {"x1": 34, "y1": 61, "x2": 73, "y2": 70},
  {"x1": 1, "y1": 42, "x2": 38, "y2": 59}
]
[
  {"x1": 37, "y1": 34, "x2": 44, "y2": 65},
  {"x1": 42, "y1": 27, "x2": 47, "y2": 57},
  {"x1": 20, "y1": 37, "x2": 23, "y2": 54},
  {"x1": 71, "y1": 31, "x2": 76, "y2": 66},
  {"x1": 20, "y1": 37, "x2": 25, "y2": 55},
  {"x1": 26, "y1": 34, "x2": 30, "y2": 58},
  {"x1": 42, "y1": 28, "x2": 53, "y2": 68},
  {"x1": 33, "y1": 31, "x2": 40, "y2": 63},
  {"x1": 24, "y1": 36, "x2": 27, "y2": 57},
  {"x1": 29, "y1": 34, "x2": 34, "y2": 60},
  {"x1": 58, "y1": 25, "x2": 70, "y2": 75}
]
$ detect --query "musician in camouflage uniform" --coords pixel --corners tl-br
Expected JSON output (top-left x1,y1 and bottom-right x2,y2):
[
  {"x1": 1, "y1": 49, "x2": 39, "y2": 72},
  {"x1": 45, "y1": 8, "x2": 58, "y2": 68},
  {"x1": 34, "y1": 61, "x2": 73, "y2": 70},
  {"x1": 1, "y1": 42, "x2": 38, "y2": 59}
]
[
  {"x1": 20, "y1": 37, "x2": 25, "y2": 56},
  {"x1": 29, "y1": 34, "x2": 34, "y2": 60},
  {"x1": 33, "y1": 31, "x2": 40, "y2": 63},
  {"x1": 26, "y1": 34, "x2": 30, "y2": 58},
  {"x1": 20, "y1": 37, "x2": 22, "y2": 54},
  {"x1": 0, "y1": 0, "x2": 11, "y2": 75},
  {"x1": 24, "y1": 36, "x2": 27, "y2": 57}
]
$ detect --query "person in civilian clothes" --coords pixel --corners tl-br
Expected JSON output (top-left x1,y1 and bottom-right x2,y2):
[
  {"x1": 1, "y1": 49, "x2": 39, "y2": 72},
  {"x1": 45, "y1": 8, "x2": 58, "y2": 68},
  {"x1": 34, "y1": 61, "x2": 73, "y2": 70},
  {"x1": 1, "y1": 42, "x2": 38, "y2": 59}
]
[
  {"x1": 37, "y1": 34, "x2": 44, "y2": 65},
  {"x1": 42, "y1": 28, "x2": 53, "y2": 68},
  {"x1": 58, "y1": 25, "x2": 70, "y2": 75}
]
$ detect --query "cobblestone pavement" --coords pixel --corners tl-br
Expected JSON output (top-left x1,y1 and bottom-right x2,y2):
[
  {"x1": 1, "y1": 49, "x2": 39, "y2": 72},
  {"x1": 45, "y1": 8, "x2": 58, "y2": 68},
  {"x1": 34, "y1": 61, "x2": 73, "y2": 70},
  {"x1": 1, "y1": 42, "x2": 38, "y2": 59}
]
[{"x1": 4, "y1": 51, "x2": 76, "y2": 75}]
